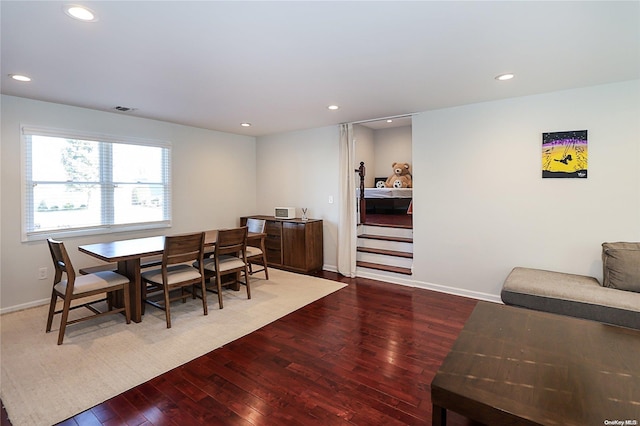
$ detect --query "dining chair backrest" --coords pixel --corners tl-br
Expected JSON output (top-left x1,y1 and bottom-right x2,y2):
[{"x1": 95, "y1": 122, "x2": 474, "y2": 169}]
[
  {"x1": 243, "y1": 218, "x2": 269, "y2": 280},
  {"x1": 246, "y1": 218, "x2": 266, "y2": 234},
  {"x1": 163, "y1": 232, "x2": 205, "y2": 267},
  {"x1": 216, "y1": 226, "x2": 248, "y2": 258},
  {"x1": 48, "y1": 238, "x2": 76, "y2": 294}
]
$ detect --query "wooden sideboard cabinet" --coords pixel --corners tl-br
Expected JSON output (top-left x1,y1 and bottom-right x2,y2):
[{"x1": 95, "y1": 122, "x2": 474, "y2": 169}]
[{"x1": 241, "y1": 216, "x2": 323, "y2": 274}]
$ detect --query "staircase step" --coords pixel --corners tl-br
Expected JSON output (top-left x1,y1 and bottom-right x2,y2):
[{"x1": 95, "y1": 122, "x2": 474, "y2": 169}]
[
  {"x1": 358, "y1": 234, "x2": 413, "y2": 244},
  {"x1": 358, "y1": 224, "x2": 413, "y2": 238},
  {"x1": 357, "y1": 251, "x2": 413, "y2": 268},
  {"x1": 356, "y1": 261, "x2": 412, "y2": 275},
  {"x1": 364, "y1": 222, "x2": 413, "y2": 230},
  {"x1": 357, "y1": 247, "x2": 413, "y2": 258},
  {"x1": 358, "y1": 237, "x2": 413, "y2": 253}
]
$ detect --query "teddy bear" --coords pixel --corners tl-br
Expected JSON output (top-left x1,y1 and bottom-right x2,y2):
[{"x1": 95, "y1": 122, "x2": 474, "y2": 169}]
[{"x1": 385, "y1": 162, "x2": 412, "y2": 188}]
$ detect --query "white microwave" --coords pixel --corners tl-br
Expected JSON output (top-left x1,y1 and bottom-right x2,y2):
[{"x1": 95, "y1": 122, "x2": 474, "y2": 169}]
[{"x1": 275, "y1": 207, "x2": 296, "y2": 219}]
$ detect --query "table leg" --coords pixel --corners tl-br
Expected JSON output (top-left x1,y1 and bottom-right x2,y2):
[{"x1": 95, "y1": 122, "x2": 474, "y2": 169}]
[
  {"x1": 117, "y1": 259, "x2": 143, "y2": 323},
  {"x1": 432, "y1": 404, "x2": 447, "y2": 426},
  {"x1": 232, "y1": 271, "x2": 241, "y2": 291}
]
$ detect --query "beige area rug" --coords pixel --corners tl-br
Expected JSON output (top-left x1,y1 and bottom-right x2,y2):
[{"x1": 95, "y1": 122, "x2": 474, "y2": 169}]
[{"x1": 0, "y1": 269, "x2": 346, "y2": 426}]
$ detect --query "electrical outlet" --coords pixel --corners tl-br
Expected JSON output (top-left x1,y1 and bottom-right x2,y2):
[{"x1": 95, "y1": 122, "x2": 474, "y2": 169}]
[
  {"x1": 38, "y1": 267, "x2": 48, "y2": 280},
  {"x1": 328, "y1": 196, "x2": 334, "y2": 204}
]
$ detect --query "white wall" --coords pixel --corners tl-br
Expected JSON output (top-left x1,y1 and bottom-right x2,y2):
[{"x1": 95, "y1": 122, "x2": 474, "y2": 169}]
[
  {"x1": 412, "y1": 80, "x2": 640, "y2": 300},
  {"x1": 255, "y1": 126, "x2": 340, "y2": 271},
  {"x1": 373, "y1": 125, "x2": 412, "y2": 179},
  {"x1": 1, "y1": 95, "x2": 257, "y2": 311}
]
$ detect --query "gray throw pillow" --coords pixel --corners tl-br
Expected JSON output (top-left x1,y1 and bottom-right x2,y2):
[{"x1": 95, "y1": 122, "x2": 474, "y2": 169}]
[{"x1": 602, "y1": 242, "x2": 640, "y2": 293}]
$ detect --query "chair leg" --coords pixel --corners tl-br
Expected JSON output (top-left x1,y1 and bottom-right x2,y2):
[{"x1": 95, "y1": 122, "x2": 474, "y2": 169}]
[
  {"x1": 216, "y1": 272, "x2": 224, "y2": 309},
  {"x1": 200, "y1": 280, "x2": 208, "y2": 316},
  {"x1": 57, "y1": 298, "x2": 72, "y2": 345},
  {"x1": 46, "y1": 291, "x2": 58, "y2": 332},
  {"x1": 163, "y1": 286, "x2": 172, "y2": 328},
  {"x1": 244, "y1": 266, "x2": 251, "y2": 299},
  {"x1": 122, "y1": 284, "x2": 131, "y2": 324},
  {"x1": 261, "y1": 251, "x2": 269, "y2": 280}
]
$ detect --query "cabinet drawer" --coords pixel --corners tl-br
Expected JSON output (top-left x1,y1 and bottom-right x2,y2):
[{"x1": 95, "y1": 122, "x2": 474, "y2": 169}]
[
  {"x1": 265, "y1": 237, "x2": 281, "y2": 250},
  {"x1": 266, "y1": 248, "x2": 282, "y2": 265},
  {"x1": 266, "y1": 221, "x2": 282, "y2": 236}
]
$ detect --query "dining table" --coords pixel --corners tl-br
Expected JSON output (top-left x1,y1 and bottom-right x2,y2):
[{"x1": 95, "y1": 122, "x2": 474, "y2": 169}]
[{"x1": 78, "y1": 230, "x2": 266, "y2": 323}]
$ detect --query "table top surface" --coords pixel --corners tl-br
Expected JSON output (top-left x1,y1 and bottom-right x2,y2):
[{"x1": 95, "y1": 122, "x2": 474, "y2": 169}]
[
  {"x1": 431, "y1": 302, "x2": 640, "y2": 426},
  {"x1": 78, "y1": 230, "x2": 264, "y2": 262},
  {"x1": 243, "y1": 215, "x2": 322, "y2": 223}
]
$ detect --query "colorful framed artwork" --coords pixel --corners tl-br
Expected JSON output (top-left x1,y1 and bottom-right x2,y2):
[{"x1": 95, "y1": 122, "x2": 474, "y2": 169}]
[{"x1": 542, "y1": 130, "x2": 588, "y2": 178}]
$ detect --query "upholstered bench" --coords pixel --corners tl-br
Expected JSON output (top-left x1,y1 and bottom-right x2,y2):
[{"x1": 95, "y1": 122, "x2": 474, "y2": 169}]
[{"x1": 501, "y1": 242, "x2": 640, "y2": 330}]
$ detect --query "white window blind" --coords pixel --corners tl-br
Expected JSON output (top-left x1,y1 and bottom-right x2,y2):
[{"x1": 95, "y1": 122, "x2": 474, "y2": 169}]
[{"x1": 22, "y1": 125, "x2": 171, "y2": 241}]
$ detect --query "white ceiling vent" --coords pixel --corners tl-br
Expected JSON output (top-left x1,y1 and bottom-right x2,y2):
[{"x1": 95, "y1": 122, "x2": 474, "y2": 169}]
[{"x1": 113, "y1": 106, "x2": 137, "y2": 112}]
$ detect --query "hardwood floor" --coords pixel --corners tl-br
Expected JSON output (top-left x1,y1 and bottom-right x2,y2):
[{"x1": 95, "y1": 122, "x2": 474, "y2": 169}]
[{"x1": 2, "y1": 271, "x2": 480, "y2": 426}]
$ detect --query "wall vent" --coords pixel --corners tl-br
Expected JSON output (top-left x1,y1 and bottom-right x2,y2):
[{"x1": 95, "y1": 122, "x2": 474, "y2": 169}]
[{"x1": 113, "y1": 106, "x2": 137, "y2": 112}]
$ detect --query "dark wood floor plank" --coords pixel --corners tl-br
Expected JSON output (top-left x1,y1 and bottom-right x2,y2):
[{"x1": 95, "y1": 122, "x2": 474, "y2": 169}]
[
  {"x1": 2, "y1": 271, "x2": 481, "y2": 426},
  {"x1": 202, "y1": 374, "x2": 279, "y2": 425},
  {"x1": 102, "y1": 393, "x2": 149, "y2": 426}
]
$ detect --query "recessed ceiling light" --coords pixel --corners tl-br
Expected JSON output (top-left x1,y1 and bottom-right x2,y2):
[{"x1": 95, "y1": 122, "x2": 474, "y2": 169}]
[
  {"x1": 64, "y1": 5, "x2": 97, "y2": 22},
  {"x1": 240, "y1": 123, "x2": 251, "y2": 127},
  {"x1": 495, "y1": 73, "x2": 515, "y2": 81},
  {"x1": 386, "y1": 119, "x2": 393, "y2": 123},
  {"x1": 327, "y1": 105, "x2": 339, "y2": 110},
  {"x1": 9, "y1": 74, "x2": 31, "y2": 82}
]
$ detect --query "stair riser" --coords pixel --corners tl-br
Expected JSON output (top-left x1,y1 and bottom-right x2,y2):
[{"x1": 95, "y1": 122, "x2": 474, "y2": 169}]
[
  {"x1": 356, "y1": 265, "x2": 413, "y2": 278},
  {"x1": 358, "y1": 225, "x2": 413, "y2": 239},
  {"x1": 356, "y1": 252, "x2": 413, "y2": 268},
  {"x1": 356, "y1": 267, "x2": 414, "y2": 283},
  {"x1": 358, "y1": 239, "x2": 413, "y2": 252}
]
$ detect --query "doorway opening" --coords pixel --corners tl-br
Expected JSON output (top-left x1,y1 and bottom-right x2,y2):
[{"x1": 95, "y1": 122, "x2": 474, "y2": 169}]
[{"x1": 354, "y1": 116, "x2": 413, "y2": 229}]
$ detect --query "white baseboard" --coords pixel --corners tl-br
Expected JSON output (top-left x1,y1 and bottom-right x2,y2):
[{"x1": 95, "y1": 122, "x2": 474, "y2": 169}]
[
  {"x1": 0, "y1": 298, "x2": 50, "y2": 315},
  {"x1": 411, "y1": 279, "x2": 502, "y2": 304},
  {"x1": 353, "y1": 268, "x2": 502, "y2": 303},
  {"x1": 322, "y1": 263, "x2": 338, "y2": 273},
  {"x1": 355, "y1": 268, "x2": 416, "y2": 287}
]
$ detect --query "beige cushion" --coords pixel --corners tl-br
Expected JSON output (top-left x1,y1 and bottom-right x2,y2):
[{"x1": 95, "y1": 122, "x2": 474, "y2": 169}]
[
  {"x1": 246, "y1": 247, "x2": 263, "y2": 257},
  {"x1": 54, "y1": 271, "x2": 129, "y2": 295},
  {"x1": 202, "y1": 256, "x2": 246, "y2": 272},
  {"x1": 141, "y1": 264, "x2": 202, "y2": 285},
  {"x1": 602, "y1": 242, "x2": 640, "y2": 293},
  {"x1": 503, "y1": 267, "x2": 640, "y2": 313}
]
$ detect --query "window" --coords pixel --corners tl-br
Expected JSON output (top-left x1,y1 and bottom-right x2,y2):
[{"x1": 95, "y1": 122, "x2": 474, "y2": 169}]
[{"x1": 22, "y1": 126, "x2": 171, "y2": 241}]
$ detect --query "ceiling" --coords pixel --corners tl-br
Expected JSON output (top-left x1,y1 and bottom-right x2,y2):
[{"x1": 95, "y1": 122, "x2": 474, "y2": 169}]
[{"x1": 2, "y1": 1, "x2": 639, "y2": 137}]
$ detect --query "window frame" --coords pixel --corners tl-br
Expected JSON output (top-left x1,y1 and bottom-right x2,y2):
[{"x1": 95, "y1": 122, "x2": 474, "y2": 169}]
[{"x1": 21, "y1": 125, "x2": 172, "y2": 242}]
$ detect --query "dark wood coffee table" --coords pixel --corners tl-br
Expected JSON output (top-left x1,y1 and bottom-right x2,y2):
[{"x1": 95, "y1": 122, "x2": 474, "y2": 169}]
[{"x1": 431, "y1": 302, "x2": 640, "y2": 426}]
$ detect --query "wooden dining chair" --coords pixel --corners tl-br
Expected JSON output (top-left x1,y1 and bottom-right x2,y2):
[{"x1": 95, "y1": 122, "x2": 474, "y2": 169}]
[
  {"x1": 46, "y1": 238, "x2": 131, "y2": 345},
  {"x1": 200, "y1": 226, "x2": 251, "y2": 309},
  {"x1": 141, "y1": 232, "x2": 207, "y2": 328},
  {"x1": 245, "y1": 218, "x2": 269, "y2": 280}
]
